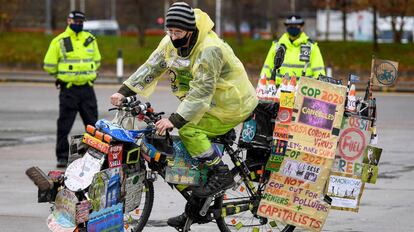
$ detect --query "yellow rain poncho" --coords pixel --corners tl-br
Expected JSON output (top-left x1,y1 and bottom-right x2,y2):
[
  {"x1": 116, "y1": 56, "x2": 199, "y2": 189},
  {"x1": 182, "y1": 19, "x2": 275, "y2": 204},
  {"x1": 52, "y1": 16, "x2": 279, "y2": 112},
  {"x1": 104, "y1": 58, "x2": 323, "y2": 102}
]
[{"x1": 123, "y1": 9, "x2": 258, "y2": 127}]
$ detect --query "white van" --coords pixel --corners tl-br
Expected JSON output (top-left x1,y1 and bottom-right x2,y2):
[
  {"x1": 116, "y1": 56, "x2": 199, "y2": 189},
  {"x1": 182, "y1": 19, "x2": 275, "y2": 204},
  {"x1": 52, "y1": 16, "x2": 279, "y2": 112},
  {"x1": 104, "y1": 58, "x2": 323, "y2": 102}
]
[{"x1": 83, "y1": 20, "x2": 120, "y2": 36}]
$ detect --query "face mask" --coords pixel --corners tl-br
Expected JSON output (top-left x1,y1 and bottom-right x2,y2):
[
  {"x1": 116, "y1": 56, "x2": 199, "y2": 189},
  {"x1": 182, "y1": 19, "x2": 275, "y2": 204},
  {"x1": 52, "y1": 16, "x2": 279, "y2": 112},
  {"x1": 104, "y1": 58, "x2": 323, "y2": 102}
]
[
  {"x1": 70, "y1": 23, "x2": 83, "y2": 33},
  {"x1": 287, "y1": 27, "x2": 301, "y2": 37},
  {"x1": 170, "y1": 32, "x2": 190, "y2": 48}
]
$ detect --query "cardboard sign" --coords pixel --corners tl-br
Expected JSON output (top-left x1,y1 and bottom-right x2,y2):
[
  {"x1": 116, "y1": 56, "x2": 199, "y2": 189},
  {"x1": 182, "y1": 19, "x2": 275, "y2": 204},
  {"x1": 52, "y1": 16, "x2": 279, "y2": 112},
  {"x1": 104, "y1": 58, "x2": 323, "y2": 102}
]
[
  {"x1": 258, "y1": 151, "x2": 333, "y2": 232},
  {"x1": 288, "y1": 78, "x2": 346, "y2": 159},
  {"x1": 371, "y1": 58, "x2": 399, "y2": 86},
  {"x1": 326, "y1": 173, "x2": 365, "y2": 212},
  {"x1": 124, "y1": 171, "x2": 145, "y2": 213},
  {"x1": 331, "y1": 116, "x2": 371, "y2": 177}
]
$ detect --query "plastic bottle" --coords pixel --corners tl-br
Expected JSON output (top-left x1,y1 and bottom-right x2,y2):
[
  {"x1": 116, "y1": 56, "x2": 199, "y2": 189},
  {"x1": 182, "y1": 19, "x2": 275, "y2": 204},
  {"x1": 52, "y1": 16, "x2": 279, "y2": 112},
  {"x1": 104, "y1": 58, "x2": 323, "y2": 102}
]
[
  {"x1": 256, "y1": 73, "x2": 268, "y2": 100},
  {"x1": 346, "y1": 84, "x2": 357, "y2": 112},
  {"x1": 276, "y1": 74, "x2": 289, "y2": 99}
]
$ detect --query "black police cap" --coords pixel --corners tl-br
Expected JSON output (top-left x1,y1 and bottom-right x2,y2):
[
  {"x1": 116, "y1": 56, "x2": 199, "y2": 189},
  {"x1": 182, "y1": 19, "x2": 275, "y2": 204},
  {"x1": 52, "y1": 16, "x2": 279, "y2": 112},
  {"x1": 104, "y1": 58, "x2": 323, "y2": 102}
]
[{"x1": 284, "y1": 15, "x2": 305, "y2": 26}]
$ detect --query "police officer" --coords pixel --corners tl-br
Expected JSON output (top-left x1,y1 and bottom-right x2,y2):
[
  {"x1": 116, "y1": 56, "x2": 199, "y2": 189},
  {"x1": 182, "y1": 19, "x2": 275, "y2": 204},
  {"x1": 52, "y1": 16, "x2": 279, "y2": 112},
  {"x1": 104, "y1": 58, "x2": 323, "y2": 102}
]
[
  {"x1": 43, "y1": 10, "x2": 101, "y2": 167},
  {"x1": 260, "y1": 15, "x2": 325, "y2": 84}
]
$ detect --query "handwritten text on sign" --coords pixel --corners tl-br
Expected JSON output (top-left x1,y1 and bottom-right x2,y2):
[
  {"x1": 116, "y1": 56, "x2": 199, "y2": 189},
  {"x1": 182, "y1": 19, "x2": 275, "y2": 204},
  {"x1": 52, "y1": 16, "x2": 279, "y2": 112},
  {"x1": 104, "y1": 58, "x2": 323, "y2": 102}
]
[{"x1": 289, "y1": 78, "x2": 346, "y2": 158}]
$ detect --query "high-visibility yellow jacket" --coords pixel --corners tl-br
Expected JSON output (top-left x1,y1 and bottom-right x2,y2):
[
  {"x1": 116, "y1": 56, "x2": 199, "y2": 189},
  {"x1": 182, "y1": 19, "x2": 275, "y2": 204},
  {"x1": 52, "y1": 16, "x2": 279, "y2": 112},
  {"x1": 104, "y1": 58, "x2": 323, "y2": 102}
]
[
  {"x1": 43, "y1": 27, "x2": 101, "y2": 88},
  {"x1": 123, "y1": 9, "x2": 258, "y2": 125},
  {"x1": 260, "y1": 32, "x2": 325, "y2": 85}
]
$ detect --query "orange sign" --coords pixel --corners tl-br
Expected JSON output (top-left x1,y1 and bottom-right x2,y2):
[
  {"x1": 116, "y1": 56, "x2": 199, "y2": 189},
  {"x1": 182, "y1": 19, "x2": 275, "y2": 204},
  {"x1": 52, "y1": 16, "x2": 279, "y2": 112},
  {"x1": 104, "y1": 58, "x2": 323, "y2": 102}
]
[{"x1": 82, "y1": 133, "x2": 109, "y2": 154}]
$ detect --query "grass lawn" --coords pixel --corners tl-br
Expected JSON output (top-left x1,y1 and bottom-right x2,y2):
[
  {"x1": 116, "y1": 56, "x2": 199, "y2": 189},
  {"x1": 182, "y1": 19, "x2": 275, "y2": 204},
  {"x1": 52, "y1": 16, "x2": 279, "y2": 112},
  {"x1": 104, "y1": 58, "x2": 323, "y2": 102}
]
[{"x1": 1, "y1": 32, "x2": 413, "y2": 72}]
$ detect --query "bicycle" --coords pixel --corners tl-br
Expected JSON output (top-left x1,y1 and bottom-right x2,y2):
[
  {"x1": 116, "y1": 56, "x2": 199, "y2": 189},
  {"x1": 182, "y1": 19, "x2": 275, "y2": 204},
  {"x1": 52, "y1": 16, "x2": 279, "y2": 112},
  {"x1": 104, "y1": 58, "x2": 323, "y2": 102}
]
[{"x1": 26, "y1": 96, "x2": 295, "y2": 232}]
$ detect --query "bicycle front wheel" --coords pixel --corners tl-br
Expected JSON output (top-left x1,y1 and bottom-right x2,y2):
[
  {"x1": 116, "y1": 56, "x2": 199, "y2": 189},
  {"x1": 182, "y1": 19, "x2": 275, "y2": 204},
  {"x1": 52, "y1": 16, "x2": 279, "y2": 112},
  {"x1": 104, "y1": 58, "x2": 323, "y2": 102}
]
[{"x1": 123, "y1": 179, "x2": 154, "y2": 232}]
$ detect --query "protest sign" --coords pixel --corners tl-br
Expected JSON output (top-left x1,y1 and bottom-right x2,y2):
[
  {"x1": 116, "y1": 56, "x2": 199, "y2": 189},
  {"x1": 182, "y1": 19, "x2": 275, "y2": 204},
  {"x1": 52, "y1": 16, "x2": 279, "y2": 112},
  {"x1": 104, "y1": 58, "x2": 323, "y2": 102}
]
[
  {"x1": 371, "y1": 58, "x2": 399, "y2": 86},
  {"x1": 258, "y1": 150, "x2": 333, "y2": 231},
  {"x1": 285, "y1": 78, "x2": 346, "y2": 159},
  {"x1": 326, "y1": 173, "x2": 365, "y2": 212},
  {"x1": 331, "y1": 116, "x2": 372, "y2": 177}
]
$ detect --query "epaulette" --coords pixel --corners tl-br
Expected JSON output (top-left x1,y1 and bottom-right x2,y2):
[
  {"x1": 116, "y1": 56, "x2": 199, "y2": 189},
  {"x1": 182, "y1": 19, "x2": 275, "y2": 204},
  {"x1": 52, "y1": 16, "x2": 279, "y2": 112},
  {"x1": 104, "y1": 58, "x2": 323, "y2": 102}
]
[{"x1": 84, "y1": 36, "x2": 95, "y2": 47}]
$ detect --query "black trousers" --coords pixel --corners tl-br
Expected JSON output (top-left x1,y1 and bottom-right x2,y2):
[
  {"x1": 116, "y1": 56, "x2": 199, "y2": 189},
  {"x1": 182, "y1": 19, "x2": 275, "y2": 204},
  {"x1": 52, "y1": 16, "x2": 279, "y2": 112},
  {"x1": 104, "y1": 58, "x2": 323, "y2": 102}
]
[{"x1": 56, "y1": 85, "x2": 98, "y2": 160}]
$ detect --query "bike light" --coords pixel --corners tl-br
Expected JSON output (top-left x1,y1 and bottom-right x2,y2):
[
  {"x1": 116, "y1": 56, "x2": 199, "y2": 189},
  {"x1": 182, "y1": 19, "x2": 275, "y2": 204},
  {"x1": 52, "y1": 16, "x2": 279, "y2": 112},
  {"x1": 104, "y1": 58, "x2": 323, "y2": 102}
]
[
  {"x1": 86, "y1": 125, "x2": 96, "y2": 135},
  {"x1": 103, "y1": 134, "x2": 112, "y2": 143},
  {"x1": 95, "y1": 131, "x2": 103, "y2": 140}
]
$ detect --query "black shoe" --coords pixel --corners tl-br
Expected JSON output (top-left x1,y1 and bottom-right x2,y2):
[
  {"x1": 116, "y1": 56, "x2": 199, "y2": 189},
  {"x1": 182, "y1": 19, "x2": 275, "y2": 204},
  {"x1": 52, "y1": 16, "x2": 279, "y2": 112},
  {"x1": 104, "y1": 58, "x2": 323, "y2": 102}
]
[
  {"x1": 192, "y1": 165, "x2": 235, "y2": 198},
  {"x1": 167, "y1": 212, "x2": 211, "y2": 229},
  {"x1": 167, "y1": 212, "x2": 188, "y2": 229},
  {"x1": 56, "y1": 159, "x2": 68, "y2": 168}
]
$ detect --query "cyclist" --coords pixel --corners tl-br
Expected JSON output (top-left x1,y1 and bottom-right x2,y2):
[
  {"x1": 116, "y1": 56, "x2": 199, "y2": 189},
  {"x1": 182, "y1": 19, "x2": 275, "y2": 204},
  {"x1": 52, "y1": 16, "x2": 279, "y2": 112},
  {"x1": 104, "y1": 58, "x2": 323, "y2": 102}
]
[{"x1": 110, "y1": 2, "x2": 258, "y2": 228}]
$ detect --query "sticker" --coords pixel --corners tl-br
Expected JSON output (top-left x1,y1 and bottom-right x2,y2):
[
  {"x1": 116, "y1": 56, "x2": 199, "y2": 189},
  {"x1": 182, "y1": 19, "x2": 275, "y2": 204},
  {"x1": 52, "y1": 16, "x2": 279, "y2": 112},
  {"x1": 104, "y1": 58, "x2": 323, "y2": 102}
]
[
  {"x1": 361, "y1": 164, "x2": 378, "y2": 184},
  {"x1": 108, "y1": 144, "x2": 123, "y2": 168},
  {"x1": 277, "y1": 107, "x2": 293, "y2": 124},
  {"x1": 76, "y1": 200, "x2": 91, "y2": 224},
  {"x1": 87, "y1": 203, "x2": 123, "y2": 232},
  {"x1": 241, "y1": 119, "x2": 257, "y2": 142},
  {"x1": 362, "y1": 145, "x2": 382, "y2": 166},
  {"x1": 273, "y1": 124, "x2": 289, "y2": 141},
  {"x1": 280, "y1": 91, "x2": 295, "y2": 108}
]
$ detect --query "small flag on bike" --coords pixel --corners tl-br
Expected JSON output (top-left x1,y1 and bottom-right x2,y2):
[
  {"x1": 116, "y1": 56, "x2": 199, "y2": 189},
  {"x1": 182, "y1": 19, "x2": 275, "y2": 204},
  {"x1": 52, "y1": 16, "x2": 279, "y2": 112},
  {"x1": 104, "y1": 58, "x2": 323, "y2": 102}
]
[{"x1": 370, "y1": 58, "x2": 399, "y2": 86}]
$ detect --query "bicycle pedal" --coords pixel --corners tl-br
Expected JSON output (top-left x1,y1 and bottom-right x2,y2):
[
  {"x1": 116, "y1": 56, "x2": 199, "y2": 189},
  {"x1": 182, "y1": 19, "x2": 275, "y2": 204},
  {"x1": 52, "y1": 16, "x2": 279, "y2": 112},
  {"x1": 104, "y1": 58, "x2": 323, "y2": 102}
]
[
  {"x1": 199, "y1": 196, "x2": 214, "y2": 216},
  {"x1": 25, "y1": 166, "x2": 54, "y2": 191}
]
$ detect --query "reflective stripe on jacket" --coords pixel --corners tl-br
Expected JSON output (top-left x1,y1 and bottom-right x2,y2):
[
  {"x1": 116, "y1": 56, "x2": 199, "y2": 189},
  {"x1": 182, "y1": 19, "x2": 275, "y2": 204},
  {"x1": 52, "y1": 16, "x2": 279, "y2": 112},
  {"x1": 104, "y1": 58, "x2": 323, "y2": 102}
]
[
  {"x1": 260, "y1": 32, "x2": 325, "y2": 85},
  {"x1": 43, "y1": 27, "x2": 101, "y2": 87}
]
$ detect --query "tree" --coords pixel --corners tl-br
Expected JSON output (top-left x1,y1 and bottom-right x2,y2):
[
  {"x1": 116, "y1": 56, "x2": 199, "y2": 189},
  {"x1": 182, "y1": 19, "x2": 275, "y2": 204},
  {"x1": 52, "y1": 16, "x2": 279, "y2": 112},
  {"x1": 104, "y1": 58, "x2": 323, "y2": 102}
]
[
  {"x1": 231, "y1": 0, "x2": 243, "y2": 45},
  {"x1": 378, "y1": 0, "x2": 411, "y2": 43},
  {"x1": 117, "y1": 0, "x2": 162, "y2": 46},
  {"x1": 0, "y1": 0, "x2": 21, "y2": 32}
]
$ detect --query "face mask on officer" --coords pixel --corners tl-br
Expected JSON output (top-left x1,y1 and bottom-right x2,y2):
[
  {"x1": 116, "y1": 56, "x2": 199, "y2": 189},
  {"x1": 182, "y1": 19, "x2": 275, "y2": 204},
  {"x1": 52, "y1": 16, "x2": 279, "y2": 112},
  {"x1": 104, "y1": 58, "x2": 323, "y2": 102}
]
[
  {"x1": 70, "y1": 22, "x2": 83, "y2": 33},
  {"x1": 287, "y1": 26, "x2": 301, "y2": 37}
]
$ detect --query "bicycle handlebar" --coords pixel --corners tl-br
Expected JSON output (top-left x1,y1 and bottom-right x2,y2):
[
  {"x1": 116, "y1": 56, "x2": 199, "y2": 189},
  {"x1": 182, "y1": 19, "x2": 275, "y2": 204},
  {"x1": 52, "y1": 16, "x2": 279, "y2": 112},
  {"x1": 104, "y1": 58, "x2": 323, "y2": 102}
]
[{"x1": 110, "y1": 96, "x2": 165, "y2": 124}]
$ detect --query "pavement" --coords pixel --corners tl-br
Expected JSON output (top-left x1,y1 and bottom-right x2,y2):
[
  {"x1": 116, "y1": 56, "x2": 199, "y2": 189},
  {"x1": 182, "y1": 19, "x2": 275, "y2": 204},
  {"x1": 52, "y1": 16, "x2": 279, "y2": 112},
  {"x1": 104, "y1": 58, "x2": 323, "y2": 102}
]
[{"x1": 0, "y1": 70, "x2": 125, "y2": 85}]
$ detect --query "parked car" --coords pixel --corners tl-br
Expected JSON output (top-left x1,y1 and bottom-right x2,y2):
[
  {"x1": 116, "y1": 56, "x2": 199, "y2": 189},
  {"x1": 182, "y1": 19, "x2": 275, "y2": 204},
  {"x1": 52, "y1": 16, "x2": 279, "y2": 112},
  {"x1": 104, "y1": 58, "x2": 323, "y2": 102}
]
[{"x1": 83, "y1": 20, "x2": 120, "y2": 36}]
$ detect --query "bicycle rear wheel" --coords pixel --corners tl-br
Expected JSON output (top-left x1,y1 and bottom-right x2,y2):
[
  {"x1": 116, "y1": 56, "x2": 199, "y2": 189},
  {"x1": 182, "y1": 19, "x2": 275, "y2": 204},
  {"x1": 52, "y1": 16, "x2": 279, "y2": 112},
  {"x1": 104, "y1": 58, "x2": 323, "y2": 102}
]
[{"x1": 215, "y1": 162, "x2": 295, "y2": 232}]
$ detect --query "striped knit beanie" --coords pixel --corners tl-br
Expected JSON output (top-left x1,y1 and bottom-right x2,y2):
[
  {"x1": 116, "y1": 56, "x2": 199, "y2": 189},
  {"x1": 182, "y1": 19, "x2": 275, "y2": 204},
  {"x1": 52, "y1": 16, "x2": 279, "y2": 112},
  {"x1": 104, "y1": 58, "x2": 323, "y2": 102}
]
[{"x1": 165, "y1": 2, "x2": 196, "y2": 31}]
